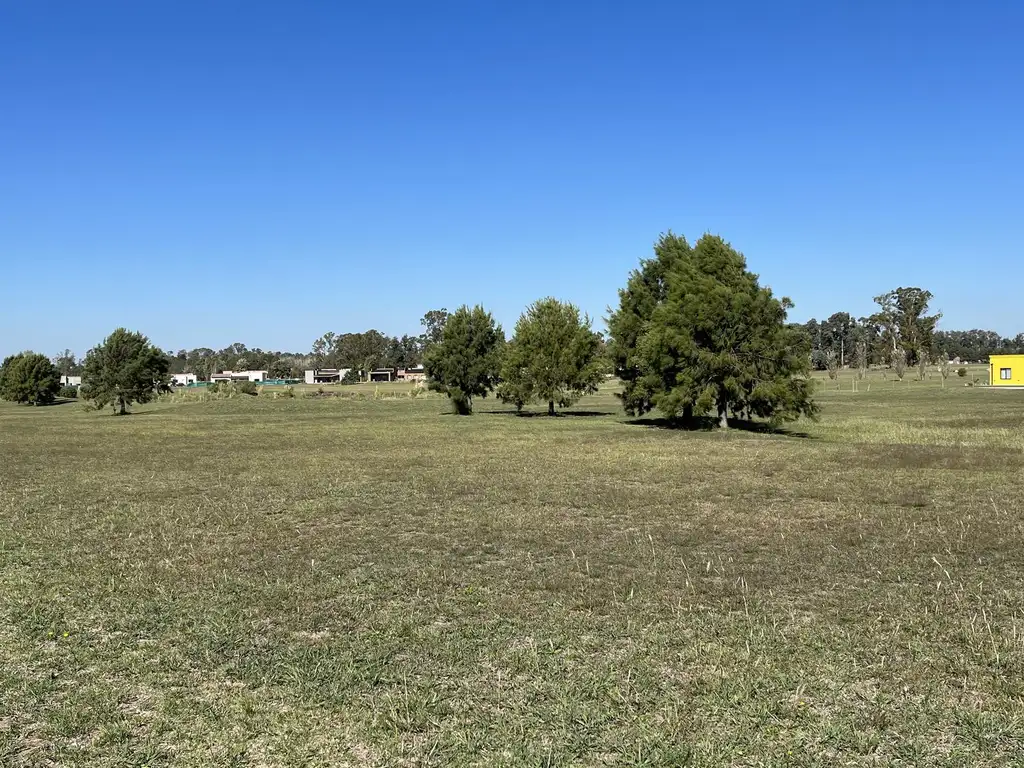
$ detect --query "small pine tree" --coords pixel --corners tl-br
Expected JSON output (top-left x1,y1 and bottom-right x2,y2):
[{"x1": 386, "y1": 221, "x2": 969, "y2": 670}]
[
  {"x1": 498, "y1": 298, "x2": 604, "y2": 415},
  {"x1": 423, "y1": 306, "x2": 504, "y2": 415},
  {"x1": 0, "y1": 352, "x2": 61, "y2": 405},
  {"x1": 81, "y1": 328, "x2": 171, "y2": 415}
]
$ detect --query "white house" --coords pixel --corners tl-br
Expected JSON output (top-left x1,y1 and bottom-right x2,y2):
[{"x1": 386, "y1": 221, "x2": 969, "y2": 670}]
[
  {"x1": 60, "y1": 375, "x2": 82, "y2": 387},
  {"x1": 305, "y1": 368, "x2": 351, "y2": 384},
  {"x1": 210, "y1": 370, "x2": 268, "y2": 383},
  {"x1": 171, "y1": 373, "x2": 197, "y2": 387}
]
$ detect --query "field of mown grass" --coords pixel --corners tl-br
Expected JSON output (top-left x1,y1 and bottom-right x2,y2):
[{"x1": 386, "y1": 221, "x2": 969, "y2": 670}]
[{"x1": 1, "y1": 377, "x2": 1022, "y2": 767}]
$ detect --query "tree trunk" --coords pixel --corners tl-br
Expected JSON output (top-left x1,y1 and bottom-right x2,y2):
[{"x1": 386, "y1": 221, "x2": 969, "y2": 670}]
[
  {"x1": 718, "y1": 405, "x2": 729, "y2": 429},
  {"x1": 119, "y1": 398, "x2": 127, "y2": 416},
  {"x1": 548, "y1": 400, "x2": 555, "y2": 416},
  {"x1": 682, "y1": 404, "x2": 693, "y2": 423}
]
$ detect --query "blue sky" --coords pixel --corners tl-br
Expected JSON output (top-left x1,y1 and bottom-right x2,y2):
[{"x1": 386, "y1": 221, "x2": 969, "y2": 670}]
[{"x1": 2, "y1": 1, "x2": 1022, "y2": 358}]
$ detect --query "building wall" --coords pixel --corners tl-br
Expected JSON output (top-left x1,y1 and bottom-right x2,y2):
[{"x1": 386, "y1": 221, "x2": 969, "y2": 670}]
[
  {"x1": 60, "y1": 375, "x2": 82, "y2": 387},
  {"x1": 990, "y1": 355, "x2": 1024, "y2": 386}
]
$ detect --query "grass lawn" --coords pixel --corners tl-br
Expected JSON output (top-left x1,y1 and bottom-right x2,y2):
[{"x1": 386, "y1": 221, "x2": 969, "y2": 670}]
[{"x1": 1, "y1": 377, "x2": 1022, "y2": 766}]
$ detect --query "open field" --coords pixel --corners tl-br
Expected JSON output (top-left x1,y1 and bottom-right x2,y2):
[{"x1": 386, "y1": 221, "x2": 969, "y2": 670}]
[{"x1": 1, "y1": 381, "x2": 1022, "y2": 766}]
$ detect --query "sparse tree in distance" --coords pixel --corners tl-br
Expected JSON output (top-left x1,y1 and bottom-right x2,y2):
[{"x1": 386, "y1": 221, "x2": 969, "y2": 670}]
[
  {"x1": 824, "y1": 350, "x2": 840, "y2": 385},
  {"x1": 498, "y1": 298, "x2": 604, "y2": 415},
  {"x1": 939, "y1": 356, "x2": 952, "y2": 387},
  {"x1": 609, "y1": 233, "x2": 817, "y2": 428},
  {"x1": 81, "y1": 328, "x2": 171, "y2": 415},
  {"x1": 891, "y1": 347, "x2": 907, "y2": 381},
  {"x1": 853, "y1": 340, "x2": 869, "y2": 380},
  {"x1": 0, "y1": 352, "x2": 61, "y2": 405},
  {"x1": 423, "y1": 305, "x2": 504, "y2": 415},
  {"x1": 52, "y1": 348, "x2": 81, "y2": 376}
]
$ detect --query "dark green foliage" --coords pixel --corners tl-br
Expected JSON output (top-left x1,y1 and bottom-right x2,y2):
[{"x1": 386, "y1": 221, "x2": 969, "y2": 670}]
[
  {"x1": 268, "y1": 359, "x2": 293, "y2": 380},
  {"x1": 58, "y1": 385, "x2": 79, "y2": 399},
  {"x1": 423, "y1": 305, "x2": 504, "y2": 415},
  {"x1": 957, "y1": 367, "x2": 968, "y2": 378},
  {"x1": 498, "y1": 298, "x2": 604, "y2": 415},
  {"x1": 608, "y1": 233, "x2": 817, "y2": 428},
  {"x1": 607, "y1": 232, "x2": 693, "y2": 416},
  {"x1": 81, "y1": 328, "x2": 171, "y2": 415},
  {"x1": 235, "y1": 381, "x2": 259, "y2": 396},
  {"x1": 0, "y1": 352, "x2": 61, "y2": 405},
  {"x1": 341, "y1": 368, "x2": 362, "y2": 385}
]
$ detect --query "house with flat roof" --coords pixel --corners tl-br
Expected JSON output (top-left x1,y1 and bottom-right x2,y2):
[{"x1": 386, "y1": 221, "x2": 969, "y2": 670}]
[
  {"x1": 396, "y1": 365, "x2": 427, "y2": 383},
  {"x1": 171, "y1": 373, "x2": 197, "y2": 387},
  {"x1": 305, "y1": 368, "x2": 351, "y2": 384},
  {"x1": 210, "y1": 370, "x2": 268, "y2": 383},
  {"x1": 60, "y1": 375, "x2": 82, "y2": 387},
  {"x1": 990, "y1": 355, "x2": 1024, "y2": 387},
  {"x1": 368, "y1": 369, "x2": 394, "y2": 382}
]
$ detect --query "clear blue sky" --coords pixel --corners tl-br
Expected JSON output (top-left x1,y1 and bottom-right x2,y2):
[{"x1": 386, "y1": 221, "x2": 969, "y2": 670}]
[{"x1": 2, "y1": 1, "x2": 1022, "y2": 358}]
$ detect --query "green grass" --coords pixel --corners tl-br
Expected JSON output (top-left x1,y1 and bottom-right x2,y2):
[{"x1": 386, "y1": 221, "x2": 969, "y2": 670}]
[{"x1": 1, "y1": 379, "x2": 1022, "y2": 766}]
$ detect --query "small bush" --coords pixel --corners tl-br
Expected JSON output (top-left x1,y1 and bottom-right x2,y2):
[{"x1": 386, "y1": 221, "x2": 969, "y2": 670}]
[
  {"x1": 58, "y1": 385, "x2": 78, "y2": 399},
  {"x1": 279, "y1": 386, "x2": 295, "y2": 399},
  {"x1": 235, "y1": 381, "x2": 258, "y2": 396},
  {"x1": 341, "y1": 369, "x2": 362, "y2": 385},
  {"x1": 207, "y1": 382, "x2": 221, "y2": 394},
  {"x1": 957, "y1": 367, "x2": 968, "y2": 378}
]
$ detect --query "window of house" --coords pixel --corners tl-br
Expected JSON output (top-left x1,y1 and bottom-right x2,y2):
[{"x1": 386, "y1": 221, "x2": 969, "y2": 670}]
[{"x1": 1000, "y1": 368, "x2": 1012, "y2": 380}]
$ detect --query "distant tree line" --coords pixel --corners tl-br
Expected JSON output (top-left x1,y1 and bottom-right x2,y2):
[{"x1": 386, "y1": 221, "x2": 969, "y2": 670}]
[
  {"x1": 7, "y1": 230, "x2": 1019, "y2": 422},
  {"x1": 799, "y1": 290, "x2": 1022, "y2": 373}
]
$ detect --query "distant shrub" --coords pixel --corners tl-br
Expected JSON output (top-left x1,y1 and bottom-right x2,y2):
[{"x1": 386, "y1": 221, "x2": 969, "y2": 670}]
[
  {"x1": 58, "y1": 385, "x2": 78, "y2": 399},
  {"x1": 279, "y1": 386, "x2": 295, "y2": 398},
  {"x1": 235, "y1": 381, "x2": 258, "y2": 396},
  {"x1": 957, "y1": 367, "x2": 968, "y2": 378},
  {"x1": 207, "y1": 382, "x2": 221, "y2": 394},
  {"x1": 341, "y1": 369, "x2": 362, "y2": 385}
]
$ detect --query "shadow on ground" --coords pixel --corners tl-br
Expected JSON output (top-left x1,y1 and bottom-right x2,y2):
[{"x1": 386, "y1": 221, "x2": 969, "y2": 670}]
[
  {"x1": 482, "y1": 410, "x2": 616, "y2": 418},
  {"x1": 626, "y1": 415, "x2": 815, "y2": 438}
]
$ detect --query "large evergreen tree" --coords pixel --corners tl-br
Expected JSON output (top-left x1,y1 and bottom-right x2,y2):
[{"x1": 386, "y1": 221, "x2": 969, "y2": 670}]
[
  {"x1": 423, "y1": 305, "x2": 504, "y2": 415},
  {"x1": 81, "y1": 328, "x2": 171, "y2": 415},
  {"x1": 607, "y1": 232, "x2": 694, "y2": 416},
  {"x1": 608, "y1": 233, "x2": 816, "y2": 428},
  {"x1": 0, "y1": 352, "x2": 61, "y2": 405},
  {"x1": 498, "y1": 298, "x2": 604, "y2": 415}
]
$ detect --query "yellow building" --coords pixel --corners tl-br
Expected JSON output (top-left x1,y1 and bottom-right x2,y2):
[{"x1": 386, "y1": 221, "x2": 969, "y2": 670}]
[{"x1": 989, "y1": 354, "x2": 1024, "y2": 386}]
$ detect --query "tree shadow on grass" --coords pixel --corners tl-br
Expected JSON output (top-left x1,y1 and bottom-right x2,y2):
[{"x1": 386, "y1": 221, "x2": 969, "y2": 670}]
[
  {"x1": 626, "y1": 415, "x2": 816, "y2": 439},
  {"x1": 481, "y1": 409, "x2": 616, "y2": 418}
]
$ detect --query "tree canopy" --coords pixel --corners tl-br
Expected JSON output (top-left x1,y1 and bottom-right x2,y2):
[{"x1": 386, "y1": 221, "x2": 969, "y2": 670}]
[
  {"x1": 81, "y1": 328, "x2": 171, "y2": 415},
  {"x1": 870, "y1": 287, "x2": 941, "y2": 366},
  {"x1": 0, "y1": 352, "x2": 61, "y2": 405},
  {"x1": 423, "y1": 305, "x2": 504, "y2": 415},
  {"x1": 498, "y1": 298, "x2": 604, "y2": 415},
  {"x1": 608, "y1": 233, "x2": 816, "y2": 428}
]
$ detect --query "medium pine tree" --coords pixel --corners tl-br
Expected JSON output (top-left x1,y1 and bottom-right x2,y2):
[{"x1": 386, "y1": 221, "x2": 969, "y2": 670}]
[
  {"x1": 498, "y1": 298, "x2": 604, "y2": 415},
  {"x1": 609, "y1": 233, "x2": 816, "y2": 428},
  {"x1": 81, "y1": 328, "x2": 171, "y2": 415},
  {"x1": 423, "y1": 306, "x2": 504, "y2": 415},
  {"x1": 0, "y1": 352, "x2": 61, "y2": 405},
  {"x1": 607, "y1": 233, "x2": 694, "y2": 416}
]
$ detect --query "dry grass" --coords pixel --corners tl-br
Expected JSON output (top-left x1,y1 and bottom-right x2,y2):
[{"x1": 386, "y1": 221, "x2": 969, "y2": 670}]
[{"x1": 1, "y1": 379, "x2": 1022, "y2": 766}]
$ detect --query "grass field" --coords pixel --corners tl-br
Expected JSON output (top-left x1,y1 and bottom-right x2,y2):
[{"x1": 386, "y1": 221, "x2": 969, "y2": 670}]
[{"x1": 1, "y1": 375, "x2": 1022, "y2": 766}]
